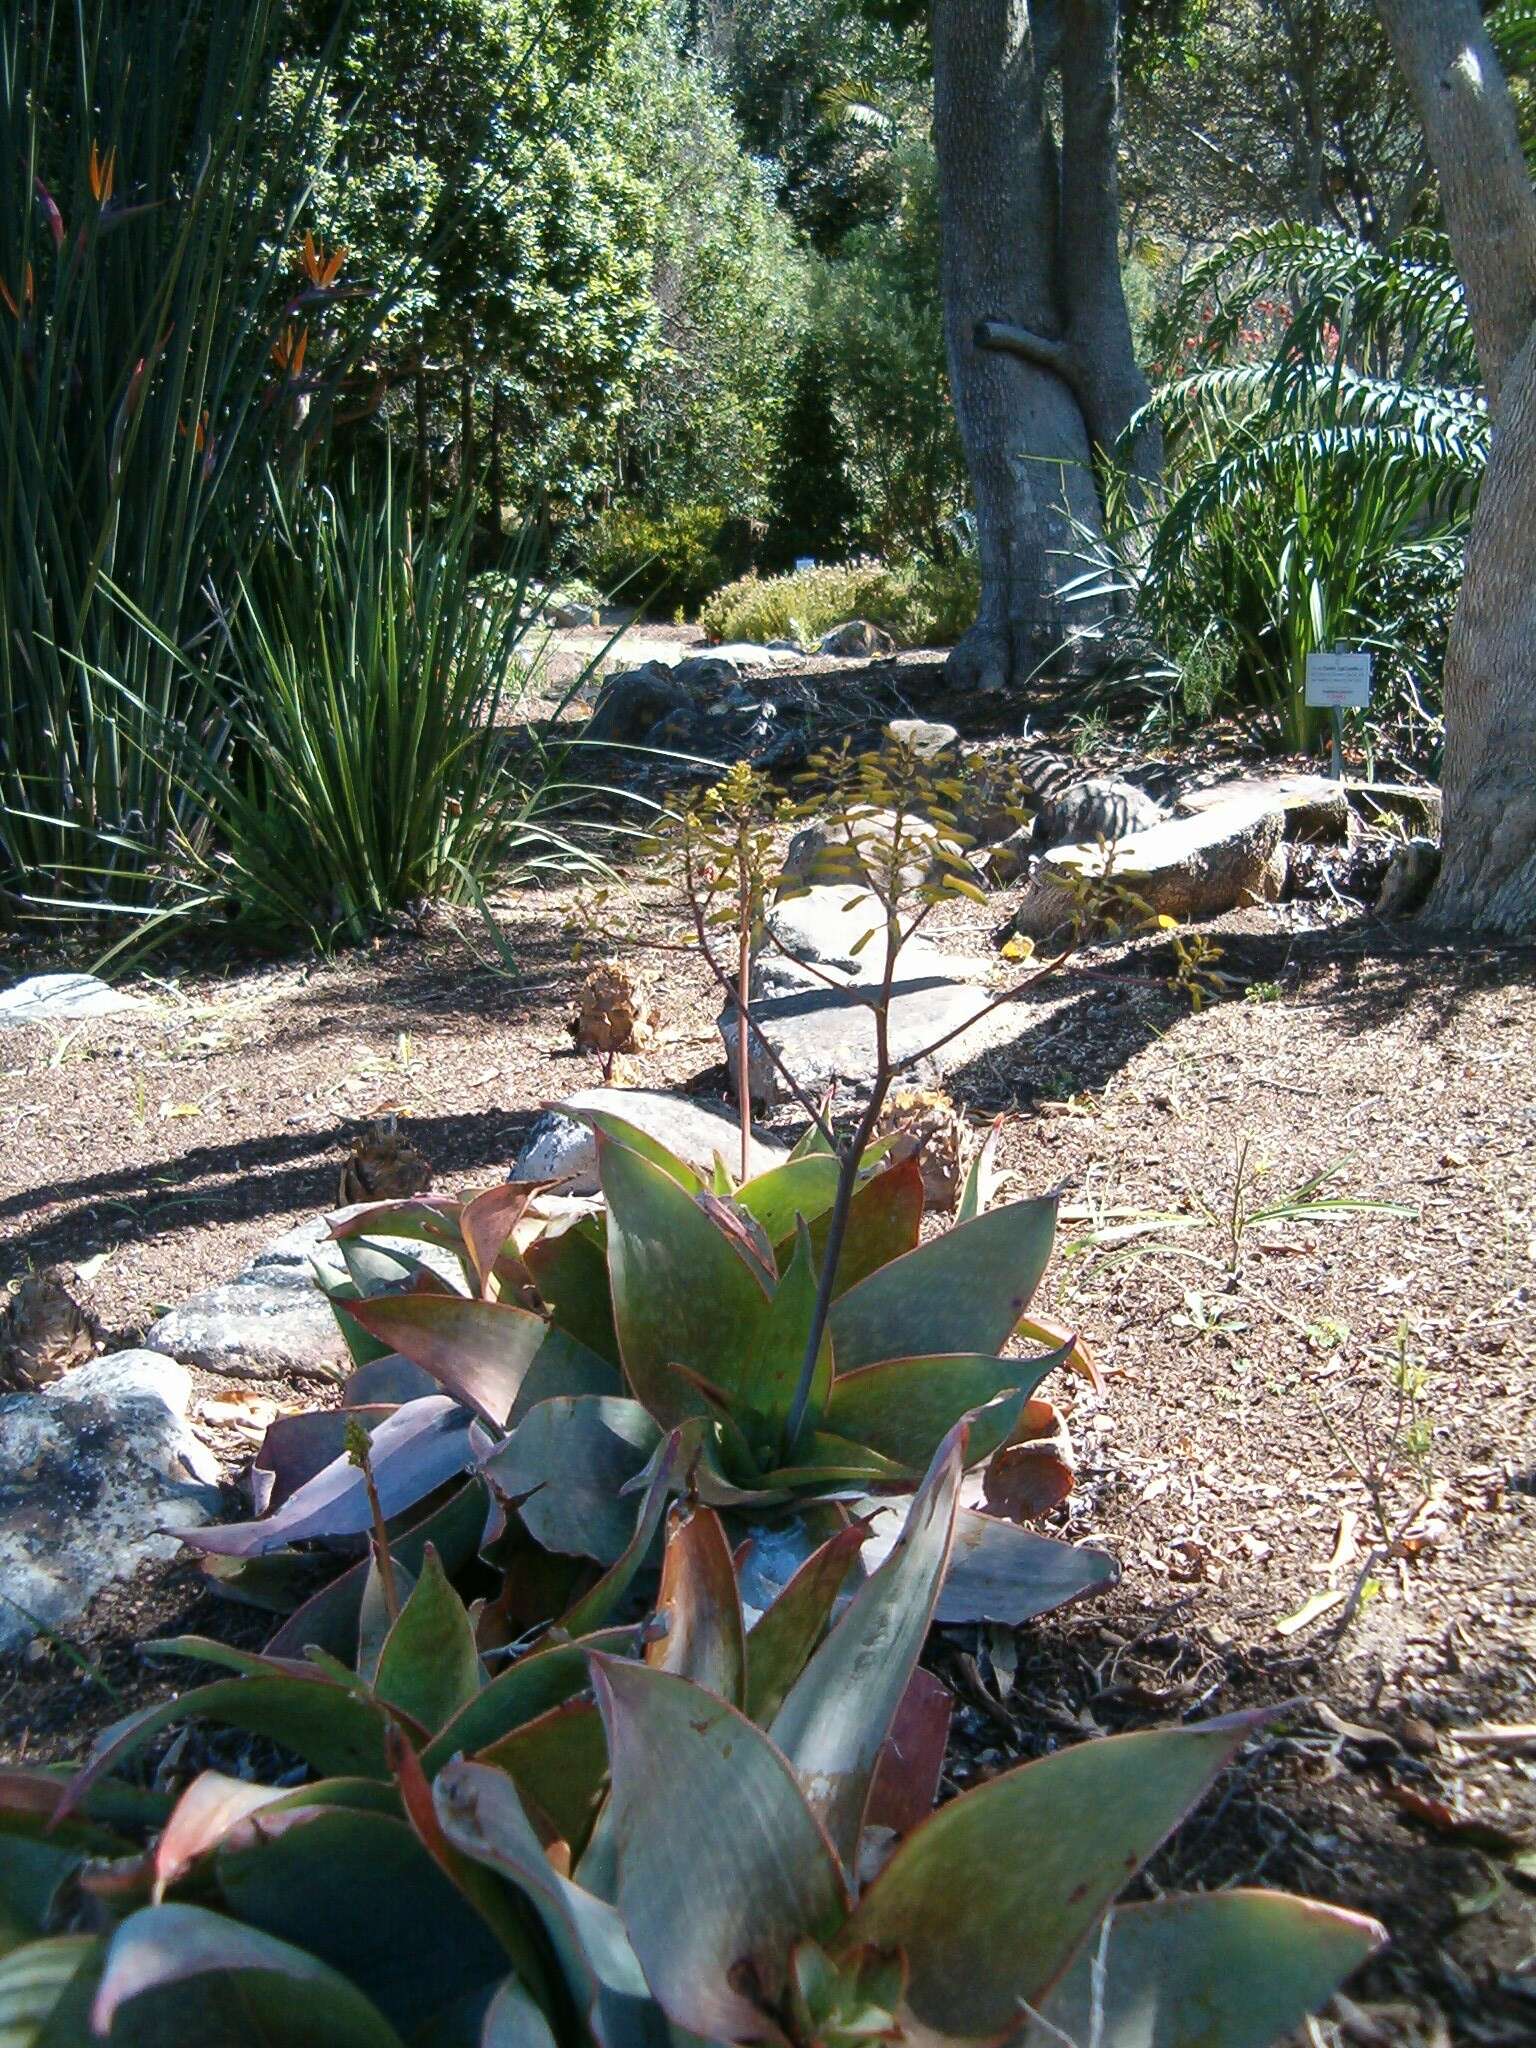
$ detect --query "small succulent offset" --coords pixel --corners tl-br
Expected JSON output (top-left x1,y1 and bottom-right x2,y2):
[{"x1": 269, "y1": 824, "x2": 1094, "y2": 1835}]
[{"x1": 0, "y1": 1430, "x2": 1384, "y2": 2046}]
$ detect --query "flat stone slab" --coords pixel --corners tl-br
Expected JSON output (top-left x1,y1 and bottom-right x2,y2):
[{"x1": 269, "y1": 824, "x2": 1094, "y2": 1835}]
[
  {"x1": 0, "y1": 974, "x2": 141, "y2": 1028},
  {"x1": 146, "y1": 1263, "x2": 349, "y2": 1383},
  {"x1": 1345, "y1": 781, "x2": 1442, "y2": 837},
  {"x1": 512, "y1": 1087, "x2": 786, "y2": 1193},
  {"x1": 1011, "y1": 795, "x2": 1285, "y2": 941},
  {"x1": 1176, "y1": 774, "x2": 1351, "y2": 844},
  {"x1": 0, "y1": 1350, "x2": 221, "y2": 1654},
  {"x1": 723, "y1": 971, "x2": 1001, "y2": 1108}
]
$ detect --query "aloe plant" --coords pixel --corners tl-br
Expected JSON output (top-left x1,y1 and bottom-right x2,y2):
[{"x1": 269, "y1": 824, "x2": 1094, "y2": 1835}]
[
  {"x1": 1, "y1": 1430, "x2": 1384, "y2": 2046},
  {"x1": 181, "y1": 1109, "x2": 1112, "y2": 1629}
]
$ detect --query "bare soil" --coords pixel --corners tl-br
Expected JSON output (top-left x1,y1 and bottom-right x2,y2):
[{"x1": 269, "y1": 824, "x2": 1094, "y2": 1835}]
[{"x1": 1, "y1": 672, "x2": 1532, "y2": 2044}]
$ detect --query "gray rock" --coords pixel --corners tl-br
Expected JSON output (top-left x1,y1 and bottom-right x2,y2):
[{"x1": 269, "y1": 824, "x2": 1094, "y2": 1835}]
[
  {"x1": 0, "y1": 974, "x2": 141, "y2": 1028},
  {"x1": 585, "y1": 664, "x2": 692, "y2": 745},
  {"x1": 146, "y1": 1264, "x2": 349, "y2": 1382},
  {"x1": 551, "y1": 602, "x2": 598, "y2": 628},
  {"x1": 1036, "y1": 779, "x2": 1165, "y2": 851},
  {"x1": 707, "y1": 642, "x2": 798, "y2": 670},
  {"x1": 764, "y1": 885, "x2": 987, "y2": 987},
  {"x1": 819, "y1": 620, "x2": 897, "y2": 659},
  {"x1": 782, "y1": 809, "x2": 943, "y2": 893},
  {"x1": 255, "y1": 1216, "x2": 463, "y2": 1291},
  {"x1": 0, "y1": 1352, "x2": 221, "y2": 1654},
  {"x1": 975, "y1": 827, "x2": 1036, "y2": 889},
  {"x1": 512, "y1": 1087, "x2": 786, "y2": 1194},
  {"x1": 1010, "y1": 794, "x2": 1286, "y2": 942},
  {"x1": 885, "y1": 718, "x2": 959, "y2": 758},
  {"x1": 671, "y1": 654, "x2": 742, "y2": 691},
  {"x1": 1376, "y1": 836, "x2": 1442, "y2": 919},
  {"x1": 723, "y1": 973, "x2": 998, "y2": 1108}
]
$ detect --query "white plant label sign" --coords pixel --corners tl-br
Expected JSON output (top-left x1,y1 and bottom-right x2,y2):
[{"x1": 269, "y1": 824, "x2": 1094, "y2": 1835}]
[{"x1": 1305, "y1": 650, "x2": 1372, "y2": 709}]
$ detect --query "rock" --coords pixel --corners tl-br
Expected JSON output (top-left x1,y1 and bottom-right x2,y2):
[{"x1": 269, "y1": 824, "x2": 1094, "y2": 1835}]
[
  {"x1": 1009, "y1": 795, "x2": 1285, "y2": 941},
  {"x1": 1259, "y1": 840, "x2": 1290, "y2": 902},
  {"x1": 707, "y1": 642, "x2": 798, "y2": 670},
  {"x1": 885, "y1": 718, "x2": 959, "y2": 758},
  {"x1": 1346, "y1": 782, "x2": 1443, "y2": 838},
  {"x1": 722, "y1": 972, "x2": 997, "y2": 1108},
  {"x1": 819, "y1": 619, "x2": 897, "y2": 660},
  {"x1": 1036, "y1": 779, "x2": 1165, "y2": 851},
  {"x1": 585, "y1": 663, "x2": 692, "y2": 745},
  {"x1": 975, "y1": 828, "x2": 1035, "y2": 889},
  {"x1": 511, "y1": 1087, "x2": 786, "y2": 1194},
  {"x1": 0, "y1": 973, "x2": 141, "y2": 1028},
  {"x1": 764, "y1": 886, "x2": 986, "y2": 986},
  {"x1": 782, "y1": 808, "x2": 944, "y2": 893},
  {"x1": 0, "y1": 1350, "x2": 221, "y2": 1654},
  {"x1": 551, "y1": 602, "x2": 598, "y2": 628},
  {"x1": 1376, "y1": 837, "x2": 1442, "y2": 919},
  {"x1": 671, "y1": 654, "x2": 741, "y2": 691},
  {"x1": 146, "y1": 1263, "x2": 349, "y2": 1382},
  {"x1": 1176, "y1": 772, "x2": 1352, "y2": 845}
]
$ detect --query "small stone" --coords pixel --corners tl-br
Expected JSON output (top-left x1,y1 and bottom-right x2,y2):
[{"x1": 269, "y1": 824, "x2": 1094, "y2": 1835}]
[
  {"x1": 0, "y1": 1353, "x2": 222, "y2": 1654},
  {"x1": 0, "y1": 973, "x2": 141, "y2": 1028},
  {"x1": 885, "y1": 718, "x2": 959, "y2": 758},
  {"x1": 819, "y1": 619, "x2": 897, "y2": 659},
  {"x1": 551, "y1": 602, "x2": 598, "y2": 628},
  {"x1": 511, "y1": 1087, "x2": 786, "y2": 1194}
]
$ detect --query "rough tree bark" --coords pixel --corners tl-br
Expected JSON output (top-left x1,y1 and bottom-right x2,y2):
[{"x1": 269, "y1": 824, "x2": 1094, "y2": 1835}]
[
  {"x1": 932, "y1": 0, "x2": 1154, "y2": 693},
  {"x1": 1376, "y1": 0, "x2": 1536, "y2": 935}
]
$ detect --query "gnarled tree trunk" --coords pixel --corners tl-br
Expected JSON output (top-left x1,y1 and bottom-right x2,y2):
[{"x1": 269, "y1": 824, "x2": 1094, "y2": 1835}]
[
  {"x1": 932, "y1": 0, "x2": 1154, "y2": 694},
  {"x1": 1376, "y1": 0, "x2": 1536, "y2": 934}
]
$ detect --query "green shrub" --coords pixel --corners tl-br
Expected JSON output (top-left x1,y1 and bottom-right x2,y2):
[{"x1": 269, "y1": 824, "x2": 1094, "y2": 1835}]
[
  {"x1": 699, "y1": 553, "x2": 978, "y2": 648},
  {"x1": 580, "y1": 501, "x2": 748, "y2": 614}
]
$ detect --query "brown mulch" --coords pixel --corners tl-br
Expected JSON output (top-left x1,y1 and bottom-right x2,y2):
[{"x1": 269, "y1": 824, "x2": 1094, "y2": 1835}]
[{"x1": 1, "y1": 696, "x2": 1533, "y2": 2042}]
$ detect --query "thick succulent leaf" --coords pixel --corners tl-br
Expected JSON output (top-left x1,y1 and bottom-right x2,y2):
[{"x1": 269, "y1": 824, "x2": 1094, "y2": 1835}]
[
  {"x1": 828, "y1": 1195, "x2": 1057, "y2": 1370},
  {"x1": 758, "y1": 1429, "x2": 914, "y2": 1488},
  {"x1": 341, "y1": 1297, "x2": 553, "y2": 1430},
  {"x1": 337, "y1": 1239, "x2": 460, "y2": 1301},
  {"x1": 523, "y1": 1219, "x2": 619, "y2": 1366},
  {"x1": 822, "y1": 1348, "x2": 1070, "y2": 1471},
  {"x1": 507, "y1": 1329, "x2": 622, "y2": 1424},
  {"x1": 743, "y1": 1521, "x2": 870, "y2": 1725},
  {"x1": 266, "y1": 1479, "x2": 489, "y2": 1663},
  {"x1": 152, "y1": 1773, "x2": 292, "y2": 1899},
  {"x1": 599, "y1": 1136, "x2": 771, "y2": 1425},
  {"x1": 645, "y1": 1505, "x2": 747, "y2": 1708},
  {"x1": 935, "y1": 1510, "x2": 1118, "y2": 1625},
  {"x1": 864, "y1": 1667, "x2": 951, "y2": 1839},
  {"x1": 60, "y1": 1677, "x2": 396, "y2": 1822},
  {"x1": 789, "y1": 1120, "x2": 834, "y2": 1160},
  {"x1": 474, "y1": 1700, "x2": 610, "y2": 1848},
  {"x1": 574, "y1": 1109, "x2": 704, "y2": 1192},
  {"x1": 556, "y1": 1427, "x2": 689, "y2": 1637},
  {"x1": 955, "y1": 1119, "x2": 1002, "y2": 1224},
  {"x1": 92, "y1": 1904, "x2": 407, "y2": 2047},
  {"x1": 485, "y1": 1397, "x2": 661, "y2": 1565},
  {"x1": 181, "y1": 1398, "x2": 477, "y2": 1559},
  {"x1": 373, "y1": 1546, "x2": 484, "y2": 1733},
  {"x1": 481, "y1": 1978, "x2": 559, "y2": 2048},
  {"x1": 1025, "y1": 1892, "x2": 1386, "y2": 2048},
  {"x1": 734, "y1": 1156, "x2": 842, "y2": 1243},
  {"x1": 329, "y1": 1197, "x2": 467, "y2": 1250},
  {"x1": 768, "y1": 1428, "x2": 964, "y2": 1867},
  {"x1": 740, "y1": 1218, "x2": 828, "y2": 1443},
  {"x1": 459, "y1": 1185, "x2": 541, "y2": 1297},
  {"x1": 422, "y1": 1630, "x2": 635, "y2": 1778},
  {"x1": 215, "y1": 1810, "x2": 507, "y2": 2037},
  {"x1": 1016, "y1": 1312, "x2": 1102, "y2": 1391},
  {"x1": 589, "y1": 1655, "x2": 849, "y2": 2042},
  {"x1": 0, "y1": 1935, "x2": 100, "y2": 2044},
  {"x1": 807, "y1": 1154, "x2": 923, "y2": 1298},
  {"x1": 842, "y1": 1716, "x2": 1275, "y2": 2036},
  {"x1": 434, "y1": 1760, "x2": 666, "y2": 2048}
]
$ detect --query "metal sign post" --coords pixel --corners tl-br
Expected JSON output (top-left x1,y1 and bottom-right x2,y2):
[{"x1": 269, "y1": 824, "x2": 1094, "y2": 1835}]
[{"x1": 1304, "y1": 650, "x2": 1373, "y2": 780}]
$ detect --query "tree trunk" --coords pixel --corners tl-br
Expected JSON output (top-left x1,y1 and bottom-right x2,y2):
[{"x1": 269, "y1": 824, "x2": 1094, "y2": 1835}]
[
  {"x1": 932, "y1": 0, "x2": 1151, "y2": 692},
  {"x1": 1376, "y1": 0, "x2": 1536, "y2": 934}
]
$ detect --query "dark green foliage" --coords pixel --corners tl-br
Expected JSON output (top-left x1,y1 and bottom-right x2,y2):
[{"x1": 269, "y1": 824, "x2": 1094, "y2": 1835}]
[{"x1": 763, "y1": 338, "x2": 862, "y2": 569}]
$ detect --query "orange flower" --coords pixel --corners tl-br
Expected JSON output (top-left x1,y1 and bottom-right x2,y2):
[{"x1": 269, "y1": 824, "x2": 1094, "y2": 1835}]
[
  {"x1": 88, "y1": 141, "x2": 117, "y2": 205},
  {"x1": 0, "y1": 263, "x2": 34, "y2": 320},
  {"x1": 271, "y1": 324, "x2": 310, "y2": 377},
  {"x1": 300, "y1": 230, "x2": 345, "y2": 288}
]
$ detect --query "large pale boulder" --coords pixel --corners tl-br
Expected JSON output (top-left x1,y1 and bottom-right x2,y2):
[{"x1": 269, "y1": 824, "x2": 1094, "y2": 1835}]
[
  {"x1": 0, "y1": 974, "x2": 142, "y2": 1028},
  {"x1": 0, "y1": 1351, "x2": 221, "y2": 1653},
  {"x1": 511, "y1": 1087, "x2": 785, "y2": 1193},
  {"x1": 1009, "y1": 795, "x2": 1285, "y2": 942},
  {"x1": 146, "y1": 1261, "x2": 349, "y2": 1382}
]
